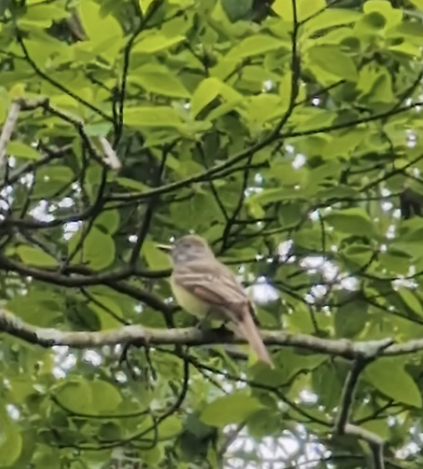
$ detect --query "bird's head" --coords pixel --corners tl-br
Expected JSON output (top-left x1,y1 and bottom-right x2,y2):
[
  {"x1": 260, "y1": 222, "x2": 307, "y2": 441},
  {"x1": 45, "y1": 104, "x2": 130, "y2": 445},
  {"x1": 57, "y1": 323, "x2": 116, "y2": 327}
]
[{"x1": 157, "y1": 234, "x2": 214, "y2": 264}]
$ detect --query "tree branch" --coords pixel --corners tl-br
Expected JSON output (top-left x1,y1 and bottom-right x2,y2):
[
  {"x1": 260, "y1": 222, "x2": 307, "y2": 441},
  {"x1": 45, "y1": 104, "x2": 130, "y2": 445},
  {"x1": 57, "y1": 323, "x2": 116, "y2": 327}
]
[{"x1": 0, "y1": 308, "x2": 416, "y2": 360}]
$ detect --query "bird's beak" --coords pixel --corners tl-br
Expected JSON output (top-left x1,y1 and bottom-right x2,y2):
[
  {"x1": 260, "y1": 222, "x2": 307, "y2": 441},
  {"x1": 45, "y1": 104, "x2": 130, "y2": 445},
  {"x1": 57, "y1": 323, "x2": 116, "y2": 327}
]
[{"x1": 156, "y1": 243, "x2": 173, "y2": 252}]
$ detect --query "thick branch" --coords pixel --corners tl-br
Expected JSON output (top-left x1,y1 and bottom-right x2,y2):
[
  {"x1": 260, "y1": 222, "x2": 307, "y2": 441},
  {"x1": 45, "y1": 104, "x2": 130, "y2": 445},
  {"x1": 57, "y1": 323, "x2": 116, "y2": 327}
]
[{"x1": 0, "y1": 309, "x2": 417, "y2": 361}]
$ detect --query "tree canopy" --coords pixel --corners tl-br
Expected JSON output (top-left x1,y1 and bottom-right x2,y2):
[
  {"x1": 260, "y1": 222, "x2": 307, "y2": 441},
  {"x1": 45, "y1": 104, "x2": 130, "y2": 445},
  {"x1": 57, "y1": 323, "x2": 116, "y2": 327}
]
[{"x1": 1, "y1": 0, "x2": 423, "y2": 468}]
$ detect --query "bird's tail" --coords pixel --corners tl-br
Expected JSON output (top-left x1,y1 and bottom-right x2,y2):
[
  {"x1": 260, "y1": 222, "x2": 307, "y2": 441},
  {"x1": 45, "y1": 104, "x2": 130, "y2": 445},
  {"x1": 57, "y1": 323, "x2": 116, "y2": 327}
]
[{"x1": 236, "y1": 310, "x2": 274, "y2": 368}]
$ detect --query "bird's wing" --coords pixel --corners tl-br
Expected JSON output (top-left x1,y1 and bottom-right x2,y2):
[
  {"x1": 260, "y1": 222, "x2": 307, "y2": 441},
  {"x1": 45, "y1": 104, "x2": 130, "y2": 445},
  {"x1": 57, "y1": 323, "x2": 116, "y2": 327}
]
[{"x1": 172, "y1": 259, "x2": 249, "y2": 322}]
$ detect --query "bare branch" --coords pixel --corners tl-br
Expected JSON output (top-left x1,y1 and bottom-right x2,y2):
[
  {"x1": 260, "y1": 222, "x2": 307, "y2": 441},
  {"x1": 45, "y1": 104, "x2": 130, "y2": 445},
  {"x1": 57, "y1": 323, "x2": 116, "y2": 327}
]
[
  {"x1": 334, "y1": 359, "x2": 367, "y2": 434},
  {"x1": 344, "y1": 424, "x2": 385, "y2": 469},
  {"x1": 0, "y1": 308, "x2": 418, "y2": 361},
  {"x1": 0, "y1": 101, "x2": 21, "y2": 171},
  {"x1": 98, "y1": 137, "x2": 122, "y2": 171}
]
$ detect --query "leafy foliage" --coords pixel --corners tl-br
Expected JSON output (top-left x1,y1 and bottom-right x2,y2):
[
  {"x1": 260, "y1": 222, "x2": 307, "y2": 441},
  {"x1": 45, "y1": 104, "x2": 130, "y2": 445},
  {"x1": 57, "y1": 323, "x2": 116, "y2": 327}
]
[{"x1": 1, "y1": 0, "x2": 423, "y2": 468}]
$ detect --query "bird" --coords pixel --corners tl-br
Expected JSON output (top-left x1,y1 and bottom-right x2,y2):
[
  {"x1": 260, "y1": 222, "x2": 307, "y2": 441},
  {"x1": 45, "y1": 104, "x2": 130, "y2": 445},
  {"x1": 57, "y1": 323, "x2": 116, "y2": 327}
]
[{"x1": 160, "y1": 234, "x2": 273, "y2": 367}]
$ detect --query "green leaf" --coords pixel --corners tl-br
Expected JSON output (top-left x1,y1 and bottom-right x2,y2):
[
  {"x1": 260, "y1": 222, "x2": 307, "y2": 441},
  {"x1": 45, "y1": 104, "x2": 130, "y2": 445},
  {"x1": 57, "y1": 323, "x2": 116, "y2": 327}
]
[
  {"x1": 94, "y1": 209, "x2": 120, "y2": 234},
  {"x1": 325, "y1": 208, "x2": 375, "y2": 236},
  {"x1": 210, "y1": 58, "x2": 239, "y2": 81},
  {"x1": 397, "y1": 288, "x2": 423, "y2": 318},
  {"x1": 367, "y1": 70, "x2": 394, "y2": 104},
  {"x1": 361, "y1": 420, "x2": 390, "y2": 441},
  {"x1": 364, "y1": 360, "x2": 422, "y2": 408},
  {"x1": 88, "y1": 295, "x2": 124, "y2": 329},
  {"x1": 26, "y1": 3, "x2": 69, "y2": 20},
  {"x1": 68, "y1": 226, "x2": 115, "y2": 270},
  {"x1": 53, "y1": 378, "x2": 93, "y2": 413},
  {"x1": 334, "y1": 301, "x2": 368, "y2": 338},
  {"x1": 133, "y1": 33, "x2": 185, "y2": 53},
  {"x1": 7, "y1": 141, "x2": 41, "y2": 159},
  {"x1": 191, "y1": 77, "x2": 221, "y2": 118},
  {"x1": 7, "y1": 291, "x2": 62, "y2": 327},
  {"x1": 308, "y1": 45, "x2": 358, "y2": 81},
  {"x1": 379, "y1": 249, "x2": 411, "y2": 275},
  {"x1": 124, "y1": 107, "x2": 183, "y2": 128},
  {"x1": 98, "y1": 422, "x2": 121, "y2": 441},
  {"x1": 85, "y1": 123, "x2": 113, "y2": 137},
  {"x1": 391, "y1": 22, "x2": 423, "y2": 39},
  {"x1": 130, "y1": 64, "x2": 190, "y2": 98},
  {"x1": 341, "y1": 244, "x2": 374, "y2": 270},
  {"x1": 139, "y1": 0, "x2": 156, "y2": 14},
  {"x1": 324, "y1": 128, "x2": 366, "y2": 158},
  {"x1": 363, "y1": 0, "x2": 402, "y2": 29},
  {"x1": 222, "y1": 0, "x2": 253, "y2": 21},
  {"x1": 247, "y1": 186, "x2": 308, "y2": 206},
  {"x1": 247, "y1": 409, "x2": 281, "y2": 438},
  {"x1": 226, "y1": 35, "x2": 286, "y2": 60},
  {"x1": 140, "y1": 447, "x2": 162, "y2": 466},
  {"x1": 200, "y1": 392, "x2": 263, "y2": 427},
  {"x1": 142, "y1": 239, "x2": 172, "y2": 270},
  {"x1": 0, "y1": 424, "x2": 22, "y2": 466},
  {"x1": 311, "y1": 362, "x2": 343, "y2": 410},
  {"x1": 278, "y1": 70, "x2": 306, "y2": 113},
  {"x1": 116, "y1": 177, "x2": 148, "y2": 192},
  {"x1": 267, "y1": 160, "x2": 308, "y2": 185},
  {"x1": 286, "y1": 304, "x2": 318, "y2": 335},
  {"x1": 90, "y1": 380, "x2": 122, "y2": 413},
  {"x1": 294, "y1": 110, "x2": 337, "y2": 132},
  {"x1": 16, "y1": 245, "x2": 58, "y2": 267},
  {"x1": 159, "y1": 416, "x2": 183, "y2": 440},
  {"x1": 398, "y1": 218, "x2": 423, "y2": 242},
  {"x1": 292, "y1": 228, "x2": 326, "y2": 251},
  {"x1": 32, "y1": 173, "x2": 73, "y2": 198},
  {"x1": 245, "y1": 94, "x2": 282, "y2": 125}
]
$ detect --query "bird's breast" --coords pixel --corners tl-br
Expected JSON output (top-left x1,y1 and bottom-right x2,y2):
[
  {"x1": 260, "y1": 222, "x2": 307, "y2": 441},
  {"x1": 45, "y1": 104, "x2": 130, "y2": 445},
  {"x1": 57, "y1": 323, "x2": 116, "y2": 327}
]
[{"x1": 170, "y1": 276, "x2": 209, "y2": 318}]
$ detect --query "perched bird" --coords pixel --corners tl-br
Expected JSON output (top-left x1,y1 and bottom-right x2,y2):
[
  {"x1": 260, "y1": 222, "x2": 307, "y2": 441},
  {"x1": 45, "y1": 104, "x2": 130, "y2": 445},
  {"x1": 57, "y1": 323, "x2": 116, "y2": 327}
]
[{"x1": 159, "y1": 234, "x2": 273, "y2": 367}]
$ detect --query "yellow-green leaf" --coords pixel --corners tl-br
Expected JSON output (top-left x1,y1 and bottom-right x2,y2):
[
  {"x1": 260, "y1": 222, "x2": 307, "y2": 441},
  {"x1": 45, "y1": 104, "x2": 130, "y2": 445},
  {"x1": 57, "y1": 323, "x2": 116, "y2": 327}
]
[
  {"x1": 0, "y1": 425, "x2": 22, "y2": 467},
  {"x1": 124, "y1": 107, "x2": 183, "y2": 128},
  {"x1": 191, "y1": 77, "x2": 221, "y2": 118},
  {"x1": 130, "y1": 64, "x2": 190, "y2": 98},
  {"x1": 226, "y1": 35, "x2": 286, "y2": 60},
  {"x1": 279, "y1": 71, "x2": 306, "y2": 113},
  {"x1": 273, "y1": 0, "x2": 326, "y2": 22},
  {"x1": 324, "y1": 128, "x2": 367, "y2": 158},
  {"x1": 133, "y1": 33, "x2": 185, "y2": 53},
  {"x1": 16, "y1": 246, "x2": 58, "y2": 267},
  {"x1": 78, "y1": 1, "x2": 120, "y2": 41},
  {"x1": 409, "y1": 0, "x2": 423, "y2": 10},
  {"x1": 308, "y1": 45, "x2": 358, "y2": 81},
  {"x1": 305, "y1": 9, "x2": 362, "y2": 36},
  {"x1": 78, "y1": 0, "x2": 122, "y2": 61},
  {"x1": 7, "y1": 141, "x2": 40, "y2": 160}
]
